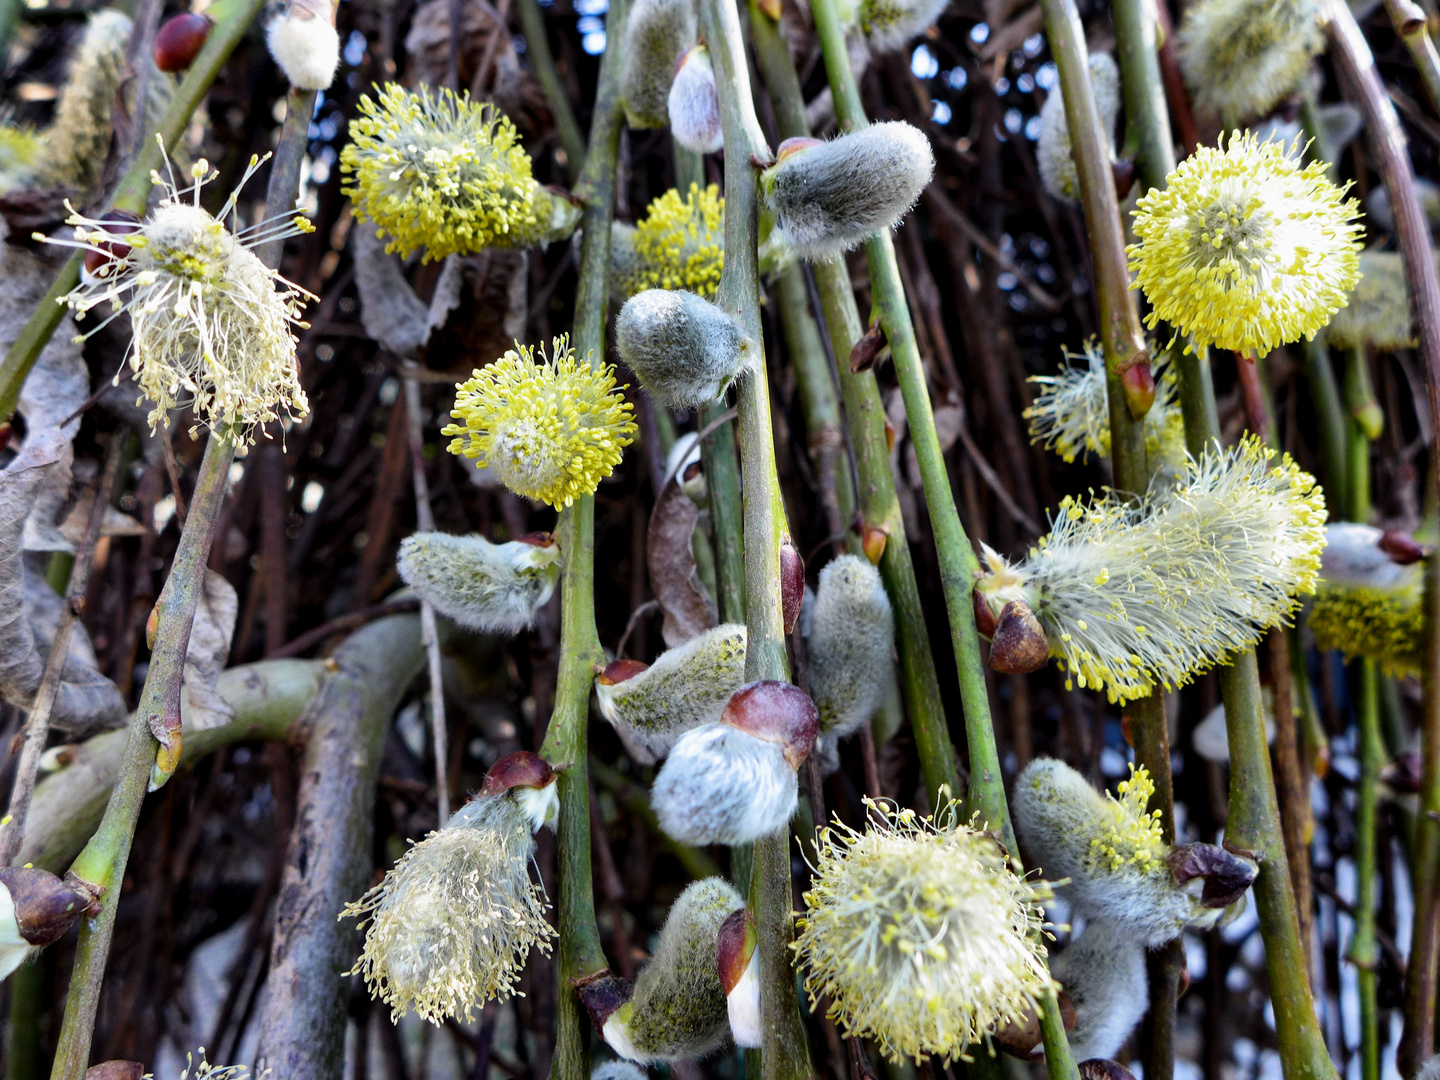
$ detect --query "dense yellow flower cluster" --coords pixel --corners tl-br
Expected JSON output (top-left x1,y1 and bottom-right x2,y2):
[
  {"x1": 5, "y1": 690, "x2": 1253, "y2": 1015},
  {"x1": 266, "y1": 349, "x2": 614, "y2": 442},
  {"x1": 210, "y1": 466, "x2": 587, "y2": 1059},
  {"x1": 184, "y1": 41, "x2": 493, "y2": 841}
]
[
  {"x1": 632, "y1": 183, "x2": 725, "y2": 297},
  {"x1": 1088, "y1": 765, "x2": 1167, "y2": 873},
  {"x1": 443, "y1": 336, "x2": 637, "y2": 509}
]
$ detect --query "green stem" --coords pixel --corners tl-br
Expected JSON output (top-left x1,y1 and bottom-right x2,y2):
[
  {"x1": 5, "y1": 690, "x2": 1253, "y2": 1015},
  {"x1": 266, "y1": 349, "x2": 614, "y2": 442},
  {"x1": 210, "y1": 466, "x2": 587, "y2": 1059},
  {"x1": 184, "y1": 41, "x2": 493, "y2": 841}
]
[
  {"x1": 1345, "y1": 351, "x2": 1373, "y2": 523},
  {"x1": 698, "y1": 3, "x2": 814, "y2": 1079},
  {"x1": 0, "y1": 0, "x2": 267, "y2": 423},
  {"x1": 1385, "y1": 0, "x2": 1440, "y2": 118},
  {"x1": 747, "y1": 0, "x2": 957, "y2": 805},
  {"x1": 52, "y1": 433, "x2": 235, "y2": 1080},
  {"x1": 808, "y1": 0, "x2": 995, "y2": 836},
  {"x1": 516, "y1": 0, "x2": 587, "y2": 182},
  {"x1": 701, "y1": 401, "x2": 747, "y2": 625},
  {"x1": 1350, "y1": 658, "x2": 1383, "y2": 1080},
  {"x1": 1406, "y1": 539, "x2": 1440, "y2": 1076},
  {"x1": 538, "y1": 4, "x2": 627, "y2": 1075},
  {"x1": 1301, "y1": 339, "x2": 1351, "y2": 516},
  {"x1": 1111, "y1": 0, "x2": 1175, "y2": 196}
]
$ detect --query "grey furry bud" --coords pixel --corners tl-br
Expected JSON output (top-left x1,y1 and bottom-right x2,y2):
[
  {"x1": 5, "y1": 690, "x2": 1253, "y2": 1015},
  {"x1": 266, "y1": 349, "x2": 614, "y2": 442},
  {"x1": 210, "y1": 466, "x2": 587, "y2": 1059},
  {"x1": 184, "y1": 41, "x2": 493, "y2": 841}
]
[
  {"x1": 601, "y1": 878, "x2": 745, "y2": 1062},
  {"x1": 761, "y1": 123, "x2": 934, "y2": 260},
  {"x1": 1049, "y1": 920, "x2": 1148, "y2": 1061},
  {"x1": 595, "y1": 623, "x2": 748, "y2": 757},
  {"x1": 615, "y1": 289, "x2": 750, "y2": 409},
  {"x1": 620, "y1": 0, "x2": 696, "y2": 129},
  {"x1": 1037, "y1": 53, "x2": 1120, "y2": 205},
  {"x1": 808, "y1": 555, "x2": 893, "y2": 740},
  {"x1": 397, "y1": 532, "x2": 560, "y2": 634},
  {"x1": 668, "y1": 47, "x2": 723, "y2": 154},
  {"x1": 858, "y1": 0, "x2": 949, "y2": 53},
  {"x1": 651, "y1": 681, "x2": 819, "y2": 845}
]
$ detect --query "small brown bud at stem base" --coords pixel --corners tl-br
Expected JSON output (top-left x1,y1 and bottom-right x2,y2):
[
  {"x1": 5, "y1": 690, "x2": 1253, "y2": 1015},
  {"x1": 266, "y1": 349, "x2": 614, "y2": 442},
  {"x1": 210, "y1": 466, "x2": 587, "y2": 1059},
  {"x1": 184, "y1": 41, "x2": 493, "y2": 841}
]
[
  {"x1": 860, "y1": 525, "x2": 889, "y2": 565},
  {"x1": 153, "y1": 12, "x2": 213, "y2": 71},
  {"x1": 1119, "y1": 359, "x2": 1155, "y2": 420},
  {"x1": 991, "y1": 992, "x2": 1076, "y2": 1059},
  {"x1": 780, "y1": 541, "x2": 804, "y2": 634},
  {"x1": 0, "y1": 867, "x2": 91, "y2": 945},
  {"x1": 1167, "y1": 842, "x2": 1259, "y2": 908},
  {"x1": 849, "y1": 324, "x2": 887, "y2": 374},
  {"x1": 597, "y1": 659, "x2": 650, "y2": 686},
  {"x1": 1379, "y1": 530, "x2": 1428, "y2": 564},
  {"x1": 716, "y1": 907, "x2": 757, "y2": 993},
  {"x1": 1078, "y1": 1060, "x2": 1138, "y2": 1080},
  {"x1": 972, "y1": 587, "x2": 997, "y2": 638},
  {"x1": 86, "y1": 1063, "x2": 145, "y2": 1080},
  {"x1": 517, "y1": 531, "x2": 557, "y2": 548},
  {"x1": 988, "y1": 600, "x2": 1048, "y2": 674}
]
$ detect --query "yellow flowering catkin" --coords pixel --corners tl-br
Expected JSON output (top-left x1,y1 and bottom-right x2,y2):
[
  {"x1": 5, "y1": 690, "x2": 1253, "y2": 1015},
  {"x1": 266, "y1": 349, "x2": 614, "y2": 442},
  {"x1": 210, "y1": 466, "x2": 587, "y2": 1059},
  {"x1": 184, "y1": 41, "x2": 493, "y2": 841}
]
[
  {"x1": 1177, "y1": 0, "x2": 1325, "y2": 125},
  {"x1": 443, "y1": 335, "x2": 637, "y2": 509},
  {"x1": 632, "y1": 184, "x2": 724, "y2": 298},
  {"x1": 341, "y1": 84, "x2": 541, "y2": 261},
  {"x1": 1128, "y1": 131, "x2": 1362, "y2": 357},
  {"x1": 49, "y1": 150, "x2": 312, "y2": 444},
  {"x1": 976, "y1": 435, "x2": 1326, "y2": 704},
  {"x1": 792, "y1": 799, "x2": 1054, "y2": 1064},
  {"x1": 1309, "y1": 523, "x2": 1424, "y2": 677}
]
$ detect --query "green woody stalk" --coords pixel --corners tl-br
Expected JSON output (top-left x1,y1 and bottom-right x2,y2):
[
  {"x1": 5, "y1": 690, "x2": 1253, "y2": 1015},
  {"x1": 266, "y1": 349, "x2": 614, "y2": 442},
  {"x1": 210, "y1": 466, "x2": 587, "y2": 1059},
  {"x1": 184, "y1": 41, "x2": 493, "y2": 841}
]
[
  {"x1": 695, "y1": 1, "x2": 816, "y2": 1077},
  {"x1": 537, "y1": 4, "x2": 628, "y2": 1078}
]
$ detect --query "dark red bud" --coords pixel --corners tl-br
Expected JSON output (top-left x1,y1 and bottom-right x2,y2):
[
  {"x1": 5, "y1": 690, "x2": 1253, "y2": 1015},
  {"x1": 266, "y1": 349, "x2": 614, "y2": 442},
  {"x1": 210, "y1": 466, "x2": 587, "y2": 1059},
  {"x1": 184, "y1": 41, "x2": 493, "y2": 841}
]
[
  {"x1": 597, "y1": 659, "x2": 649, "y2": 686},
  {"x1": 1078, "y1": 1060, "x2": 1138, "y2": 1080},
  {"x1": 682, "y1": 460, "x2": 704, "y2": 484},
  {"x1": 82, "y1": 211, "x2": 141, "y2": 279},
  {"x1": 574, "y1": 972, "x2": 633, "y2": 1032},
  {"x1": 1379, "y1": 530, "x2": 1427, "y2": 565},
  {"x1": 517, "y1": 531, "x2": 557, "y2": 548},
  {"x1": 1167, "y1": 842, "x2": 1258, "y2": 908},
  {"x1": 0, "y1": 423, "x2": 11, "y2": 454},
  {"x1": 153, "y1": 12, "x2": 213, "y2": 72},
  {"x1": 849, "y1": 324, "x2": 887, "y2": 374},
  {"x1": 1120, "y1": 359, "x2": 1155, "y2": 419},
  {"x1": 780, "y1": 541, "x2": 804, "y2": 634},
  {"x1": 721, "y1": 680, "x2": 819, "y2": 769},
  {"x1": 972, "y1": 587, "x2": 997, "y2": 638},
  {"x1": 716, "y1": 907, "x2": 757, "y2": 994},
  {"x1": 987, "y1": 600, "x2": 1049, "y2": 674},
  {"x1": 756, "y1": 0, "x2": 782, "y2": 20},
  {"x1": 481, "y1": 751, "x2": 555, "y2": 795},
  {"x1": 0, "y1": 867, "x2": 91, "y2": 946},
  {"x1": 1111, "y1": 158, "x2": 1136, "y2": 201},
  {"x1": 86, "y1": 1064, "x2": 145, "y2": 1080}
]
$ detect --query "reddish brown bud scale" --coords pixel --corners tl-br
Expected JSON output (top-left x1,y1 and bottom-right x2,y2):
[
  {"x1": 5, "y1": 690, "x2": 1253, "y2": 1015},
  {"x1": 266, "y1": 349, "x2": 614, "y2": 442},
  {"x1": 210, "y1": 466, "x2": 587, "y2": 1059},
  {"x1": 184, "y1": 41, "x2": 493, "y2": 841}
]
[
  {"x1": 481, "y1": 751, "x2": 555, "y2": 794},
  {"x1": 715, "y1": 907, "x2": 757, "y2": 994},
  {"x1": 153, "y1": 12, "x2": 213, "y2": 71},
  {"x1": 1119, "y1": 359, "x2": 1155, "y2": 419},
  {"x1": 0, "y1": 866, "x2": 90, "y2": 946},
  {"x1": 574, "y1": 971, "x2": 634, "y2": 1032},
  {"x1": 780, "y1": 540, "x2": 804, "y2": 634},
  {"x1": 721, "y1": 680, "x2": 819, "y2": 769},
  {"x1": 972, "y1": 587, "x2": 997, "y2": 638},
  {"x1": 597, "y1": 658, "x2": 650, "y2": 686},
  {"x1": 775, "y1": 136, "x2": 823, "y2": 162},
  {"x1": 1111, "y1": 158, "x2": 1137, "y2": 201},
  {"x1": 1379, "y1": 530, "x2": 1427, "y2": 565},
  {"x1": 883, "y1": 418, "x2": 897, "y2": 454},
  {"x1": 517, "y1": 531, "x2": 557, "y2": 548},
  {"x1": 86, "y1": 1064, "x2": 144, "y2": 1080},
  {"x1": 1166, "y1": 842, "x2": 1258, "y2": 909},
  {"x1": 849, "y1": 323, "x2": 887, "y2": 374},
  {"x1": 1078, "y1": 1059, "x2": 1138, "y2": 1080},
  {"x1": 861, "y1": 525, "x2": 888, "y2": 565},
  {"x1": 988, "y1": 600, "x2": 1048, "y2": 674}
]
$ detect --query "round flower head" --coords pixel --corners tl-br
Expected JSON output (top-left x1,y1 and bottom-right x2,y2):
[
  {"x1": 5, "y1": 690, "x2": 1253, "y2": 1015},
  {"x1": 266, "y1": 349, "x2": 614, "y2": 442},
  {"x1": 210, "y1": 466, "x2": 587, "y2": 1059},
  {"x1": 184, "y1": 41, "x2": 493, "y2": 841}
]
[
  {"x1": 620, "y1": 0, "x2": 696, "y2": 129},
  {"x1": 1128, "y1": 131, "x2": 1362, "y2": 356},
  {"x1": 1309, "y1": 523, "x2": 1424, "y2": 676},
  {"x1": 975, "y1": 436, "x2": 1326, "y2": 703},
  {"x1": 791, "y1": 798, "x2": 1055, "y2": 1064},
  {"x1": 668, "y1": 47, "x2": 723, "y2": 154},
  {"x1": 397, "y1": 531, "x2": 561, "y2": 633},
  {"x1": 341, "y1": 84, "x2": 541, "y2": 261},
  {"x1": 342, "y1": 753, "x2": 559, "y2": 1023},
  {"x1": 1037, "y1": 53, "x2": 1121, "y2": 205},
  {"x1": 1177, "y1": 0, "x2": 1325, "y2": 125},
  {"x1": 857, "y1": 0, "x2": 948, "y2": 54},
  {"x1": 443, "y1": 335, "x2": 637, "y2": 509},
  {"x1": 762, "y1": 124, "x2": 934, "y2": 261},
  {"x1": 1024, "y1": 341, "x2": 1186, "y2": 482},
  {"x1": 48, "y1": 148, "x2": 313, "y2": 444},
  {"x1": 1325, "y1": 249, "x2": 1416, "y2": 351},
  {"x1": 1013, "y1": 760, "x2": 1256, "y2": 947},
  {"x1": 632, "y1": 184, "x2": 725, "y2": 298}
]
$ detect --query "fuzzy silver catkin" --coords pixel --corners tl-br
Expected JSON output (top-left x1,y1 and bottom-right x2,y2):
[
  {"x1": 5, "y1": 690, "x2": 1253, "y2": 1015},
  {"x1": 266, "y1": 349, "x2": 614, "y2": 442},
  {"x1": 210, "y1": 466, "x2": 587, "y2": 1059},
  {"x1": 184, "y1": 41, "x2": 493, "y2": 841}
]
[
  {"x1": 620, "y1": 0, "x2": 696, "y2": 129},
  {"x1": 668, "y1": 47, "x2": 723, "y2": 154},
  {"x1": 397, "y1": 533, "x2": 560, "y2": 633},
  {"x1": 596, "y1": 624, "x2": 747, "y2": 756},
  {"x1": 1050, "y1": 919, "x2": 1149, "y2": 1061},
  {"x1": 603, "y1": 878, "x2": 745, "y2": 1062},
  {"x1": 266, "y1": 1, "x2": 342, "y2": 90},
  {"x1": 651, "y1": 724, "x2": 797, "y2": 845},
  {"x1": 615, "y1": 289, "x2": 749, "y2": 409},
  {"x1": 1012, "y1": 758, "x2": 1214, "y2": 947},
  {"x1": 808, "y1": 555, "x2": 893, "y2": 740},
  {"x1": 764, "y1": 122, "x2": 934, "y2": 260},
  {"x1": 857, "y1": 0, "x2": 949, "y2": 53},
  {"x1": 593, "y1": 1063, "x2": 649, "y2": 1080},
  {"x1": 1037, "y1": 53, "x2": 1120, "y2": 204}
]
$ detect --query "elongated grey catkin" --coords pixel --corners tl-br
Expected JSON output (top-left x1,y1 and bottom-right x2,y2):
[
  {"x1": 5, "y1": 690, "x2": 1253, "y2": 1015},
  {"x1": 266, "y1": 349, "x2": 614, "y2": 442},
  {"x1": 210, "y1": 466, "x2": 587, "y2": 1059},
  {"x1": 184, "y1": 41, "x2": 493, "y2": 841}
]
[
  {"x1": 667, "y1": 46, "x2": 722, "y2": 153},
  {"x1": 619, "y1": 0, "x2": 696, "y2": 129},
  {"x1": 615, "y1": 289, "x2": 749, "y2": 409},
  {"x1": 397, "y1": 533, "x2": 560, "y2": 633},
  {"x1": 1037, "y1": 53, "x2": 1120, "y2": 205},
  {"x1": 1050, "y1": 919, "x2": 1148, "y2": 1061},
  {"x1": 808, "y1": 555, "x2": 893, "y2": 740}
]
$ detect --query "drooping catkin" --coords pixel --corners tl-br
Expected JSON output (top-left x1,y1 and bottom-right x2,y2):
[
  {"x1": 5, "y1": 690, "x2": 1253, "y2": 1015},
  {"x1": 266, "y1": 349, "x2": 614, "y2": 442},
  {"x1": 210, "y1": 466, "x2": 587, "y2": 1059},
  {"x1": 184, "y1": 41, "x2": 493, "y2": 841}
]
[
  {"x1": 397, "y1": 532, "x2": 561, "y2": 634},
  {"x1": 1050, "y1": 919, "x2": 1149, "y2": 1061}
]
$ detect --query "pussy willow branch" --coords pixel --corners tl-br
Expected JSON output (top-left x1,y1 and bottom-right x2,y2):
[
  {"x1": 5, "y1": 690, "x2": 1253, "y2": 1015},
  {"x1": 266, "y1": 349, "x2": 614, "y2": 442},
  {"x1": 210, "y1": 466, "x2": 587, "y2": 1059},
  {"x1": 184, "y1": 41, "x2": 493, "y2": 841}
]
[
  {"x1": 701, "y1": 0, "x2": 815, "y2": 1076},
  {"x1": 1327, "y1": 5, "x2": 1440, "y2": 1070},
  {"x1": 0, "y1": 0, "x2": 268, "y2": 424},
  {"x1": 1385, "y1": 0, "x2": 1440, "y2": 118},
  {"x1": 746, "y1": 0, "x2": 958, "y2": 805},
  {"x1": 0, "y1": 434, "x2": 124, "y2": 868},
  {"x1": 515, "y1": 0, "x2": 587, "y2": 182},
  {"x1": 1301, "y1": 338, "x2": 1351, "y2": 515},
  {"x1": 700, "y1": 402, "x2": 747, "y2": 624},
  {"x1": 535, "y1": 3, "x2": 627, "y2": 1076}
]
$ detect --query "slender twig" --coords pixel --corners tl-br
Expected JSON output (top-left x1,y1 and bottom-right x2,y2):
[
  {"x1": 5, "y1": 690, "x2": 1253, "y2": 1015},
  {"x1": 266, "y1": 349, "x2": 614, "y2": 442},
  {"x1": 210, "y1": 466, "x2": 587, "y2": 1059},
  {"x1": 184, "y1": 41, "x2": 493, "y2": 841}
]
[
  {"x1": 700, "y1": 399, "x2": 747, "y2": 624},
  {"x1": 1385, "y1": 0, "x2": 1440, "y2": 118},
  {"x1": 516, "y1": 0, "x2": 587, "y2": 181},
  {"x1": 0, "y1": 434, "x2": 126, "y2": 868},
  {"x1": 535, "y1": 4, "x2": 627, "y2": 1077},
  {"x1": 1326, "y1": 7, "x2": 1440, "y2": 1070},
  {"x1": 1301, "y1": 339, "x2": 1351, "y2": 515},
  {"x1": 0, "y1": 0, "x2": 270, "y2": 423}
]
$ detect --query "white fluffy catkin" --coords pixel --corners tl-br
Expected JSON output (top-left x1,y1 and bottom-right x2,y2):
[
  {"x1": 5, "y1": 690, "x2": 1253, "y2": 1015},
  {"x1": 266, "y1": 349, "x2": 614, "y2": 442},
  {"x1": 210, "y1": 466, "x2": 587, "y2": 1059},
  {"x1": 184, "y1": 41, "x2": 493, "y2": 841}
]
[
  {"x1": 763, "y1": 123, "x2": 934, "y2": 260},
  {"x1": 857, "y1": 0, "x2": 949, "y2": 54},
  {"x1": 1037, "y1": 53, "x2": 1120, "y2": 205},
  {"x1": 1013, "y1": 759, "x2": 1224, "y2": 947},
  {"x1": 651, "y1": 724, "x2": 798, "y2": 845},
  {"x1": 668, "y1": 46, "x2": 723, "y2": 154},
  {"x1": 266, "y1": 0, "x2": 341, "y2": 90},
  {"x1": 397, "y1": 533, "x2": 560, "y2": 633},
  {"x1": 596, "y1": 624, "x2": 748, "y2": 756},
  {"x1": 615, "y1": 289, "x2": 750, "y2": 409},
  {"x1": 1050, "y1": 919, "x2": 1149, "y2": 1061},
  {"x1": 807, "y1": 555, "x2": 893, "y2": 740},
  {"x1": 603, "y1": 878, "x2": 745, "y2": 1062},
  {"x1": 620, "y1": 0, "x2": 696, "y2": 129}
]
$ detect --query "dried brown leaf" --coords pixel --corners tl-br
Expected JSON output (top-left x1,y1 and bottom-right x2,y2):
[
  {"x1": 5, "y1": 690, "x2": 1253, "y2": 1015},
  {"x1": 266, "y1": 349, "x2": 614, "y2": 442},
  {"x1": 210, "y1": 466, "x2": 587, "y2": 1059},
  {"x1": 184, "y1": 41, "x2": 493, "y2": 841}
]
[
  {"x1": 180, "y1": 570, "x2": 238, "y2": 731},
  {"x1": 647, "y1": 477, "x2": 716, "y2": 648}
]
